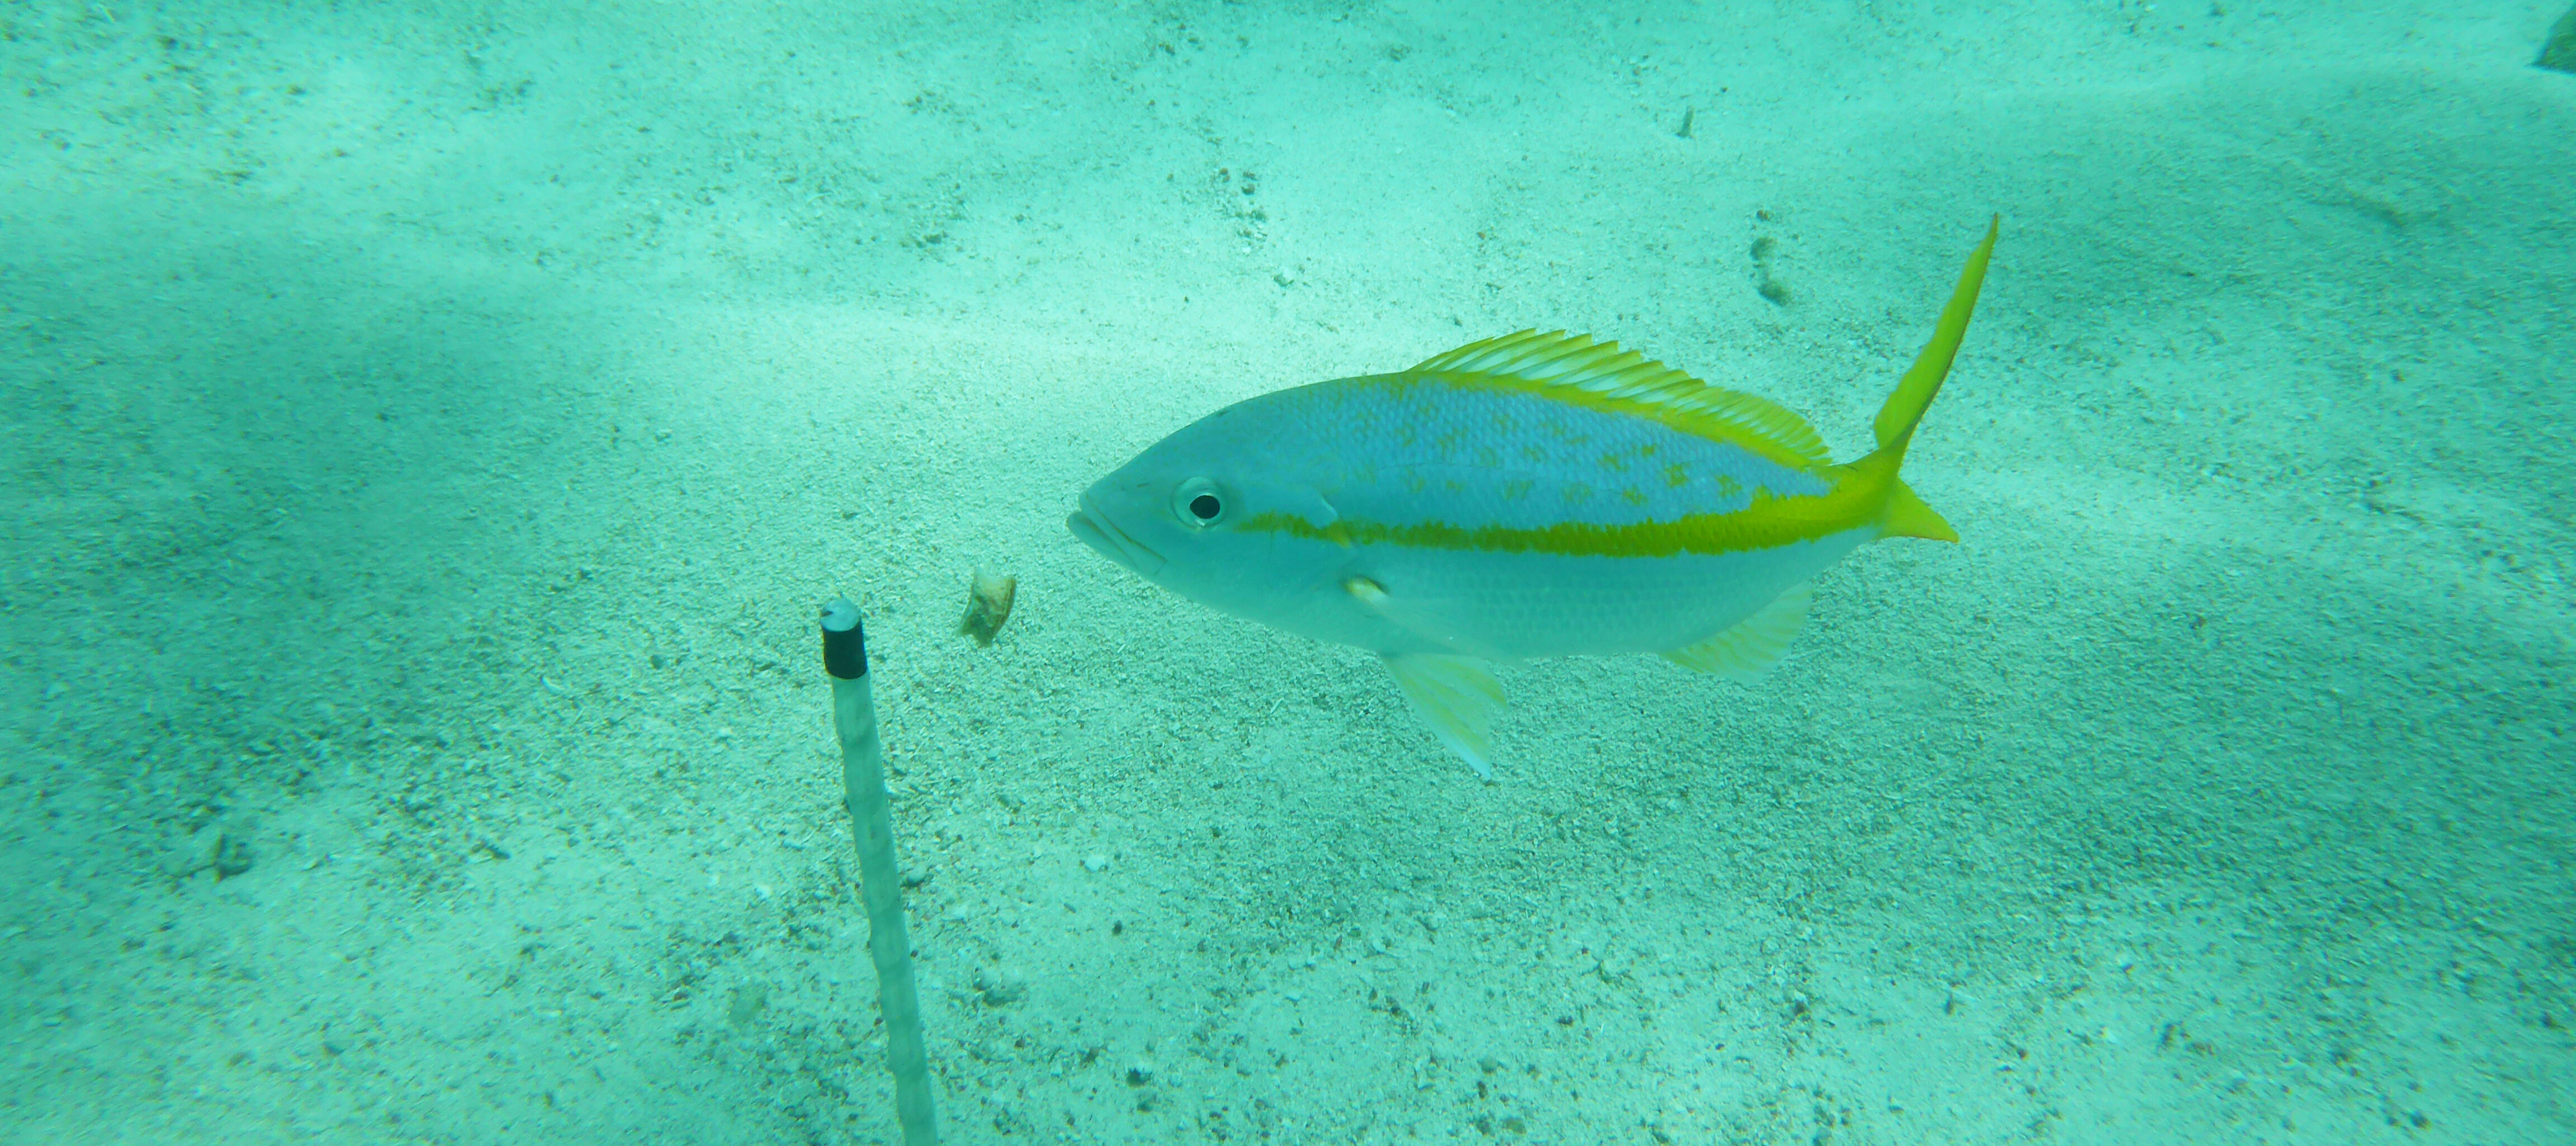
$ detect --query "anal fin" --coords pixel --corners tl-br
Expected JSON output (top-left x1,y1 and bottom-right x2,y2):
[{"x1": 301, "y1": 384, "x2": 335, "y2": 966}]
[
  {"x1": 1382, "y1": 653, "x2": 1507, "y2": 779},
  {"x1": 1660, "y1": 583, "x2": 1813, "y2": 681}
]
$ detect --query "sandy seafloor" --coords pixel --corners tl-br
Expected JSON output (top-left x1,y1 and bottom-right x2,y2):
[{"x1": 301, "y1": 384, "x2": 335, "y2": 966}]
[{"x1": 4, "y1": 1, "x2": 2573, "y2": 1142}]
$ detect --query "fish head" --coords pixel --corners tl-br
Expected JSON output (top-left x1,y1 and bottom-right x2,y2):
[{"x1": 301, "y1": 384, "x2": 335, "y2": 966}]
[{"x1": 1067, "y1": 399, "x2": 1344, "y2": 622}]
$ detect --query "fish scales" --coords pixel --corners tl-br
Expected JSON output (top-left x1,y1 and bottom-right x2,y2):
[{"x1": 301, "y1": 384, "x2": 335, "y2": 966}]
[
  {"x1": 1069, "y1": 217, "x2": 1999, "y2": 776},
  {"x1": 1202, "y1": 374, "x2": 1850, "y2": 660},
  {"x1": 1273, "y1": 373, "x2": 1826, "y2": 532}
]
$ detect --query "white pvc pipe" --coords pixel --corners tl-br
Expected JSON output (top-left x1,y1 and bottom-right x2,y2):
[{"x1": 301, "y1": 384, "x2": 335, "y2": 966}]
[{"x1": 821, "y1": 598, "x2": 938, "y2": 1146}]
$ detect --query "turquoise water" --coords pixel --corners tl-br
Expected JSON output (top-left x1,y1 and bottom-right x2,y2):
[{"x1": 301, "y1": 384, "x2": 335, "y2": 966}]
[{"x1": 5, "y1": 3, "x2": 2571, "y2": 1142}]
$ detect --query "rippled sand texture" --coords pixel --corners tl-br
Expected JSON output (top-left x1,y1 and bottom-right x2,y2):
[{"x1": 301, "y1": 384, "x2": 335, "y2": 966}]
[{"x1": 4, "y1": 2, "x2": 2570, "y2": 1142}]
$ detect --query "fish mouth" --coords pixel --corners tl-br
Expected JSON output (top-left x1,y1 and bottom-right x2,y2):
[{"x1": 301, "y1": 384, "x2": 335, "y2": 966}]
[{"x1": 1067, "y1": 494, "x2": 1165, "y2": 577}]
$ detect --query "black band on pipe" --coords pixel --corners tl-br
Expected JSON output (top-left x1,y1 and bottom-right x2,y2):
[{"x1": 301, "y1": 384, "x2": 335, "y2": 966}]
[{"x1": 820, "y1": 598, "x2": 869, "y2": 679}]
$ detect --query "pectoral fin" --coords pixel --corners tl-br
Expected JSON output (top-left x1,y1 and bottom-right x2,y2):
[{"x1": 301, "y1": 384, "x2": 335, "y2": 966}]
[
  {"x1": 1382, "y1": 653, "x2": 1507, "y2": 779},
  {"x1": 1344, "y1": 575, "x2": 1504, "y2": 658},
  {"x1": 1660, "y1": 583, "x2": 1813, "y2": 681}
]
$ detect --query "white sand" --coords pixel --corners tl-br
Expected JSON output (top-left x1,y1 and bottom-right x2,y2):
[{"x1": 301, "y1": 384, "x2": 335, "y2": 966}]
[{"x1": 4, "y1": 2, "x2": 2571, "y2": 1142}]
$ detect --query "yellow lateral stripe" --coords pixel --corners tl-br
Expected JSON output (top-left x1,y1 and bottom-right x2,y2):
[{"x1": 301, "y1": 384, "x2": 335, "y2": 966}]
[
  {"x1": 1873, "y1": 216, "x2": 1999, "y2": 452},
  {"x1": 1238, "y1": 478, "x2": 1882, "y2": 558}
]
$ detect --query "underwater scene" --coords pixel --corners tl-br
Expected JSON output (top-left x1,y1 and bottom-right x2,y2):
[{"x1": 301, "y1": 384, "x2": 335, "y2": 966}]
[{"x1": 5, "y1": 2, "x2": 2572, "y2": 1143}]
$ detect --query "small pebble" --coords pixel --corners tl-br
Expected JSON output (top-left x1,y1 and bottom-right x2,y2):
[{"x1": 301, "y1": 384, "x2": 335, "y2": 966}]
[
  {"x1": 728, "y1": 984, "x2": 768, "y2": 1027},
  {"x1": 973, "y1": 967, "x2": 1027, "y2": 1007},
  {"x1": 164, "y1": 822, "x2": 255, "y2": 880}
]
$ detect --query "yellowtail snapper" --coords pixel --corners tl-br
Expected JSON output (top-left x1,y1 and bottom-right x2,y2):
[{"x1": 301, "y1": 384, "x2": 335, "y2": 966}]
[{"x1": 1070, "y1": 218, "x2": 1999, "y2": 776}]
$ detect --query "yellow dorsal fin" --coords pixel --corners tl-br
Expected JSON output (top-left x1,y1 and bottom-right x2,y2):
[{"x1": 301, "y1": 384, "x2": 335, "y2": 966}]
[
  {"x1": 1408, "y1": 330, "x2": 1832, "y2": 470},
  {"x1": 1660, "y1": 583, "x2": 1813, "y2": 680}
]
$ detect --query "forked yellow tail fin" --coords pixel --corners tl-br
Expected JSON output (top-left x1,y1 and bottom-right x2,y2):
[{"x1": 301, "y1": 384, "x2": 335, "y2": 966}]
[
  {"x1": 1872, "y1": 215, "x2": 1999, "y2": 458},
  {"x1": 1882, "y1": 479, "x2": 1958, "y2": 542},
  {"x1": 1851, "y1": 216, "x2": 1997, "y2": 542}
]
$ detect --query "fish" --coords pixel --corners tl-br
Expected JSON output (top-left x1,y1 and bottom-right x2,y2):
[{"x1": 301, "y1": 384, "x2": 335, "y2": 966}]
[{"x1": 1068, "y1": 217, "x2": 1999, "y2": 777}]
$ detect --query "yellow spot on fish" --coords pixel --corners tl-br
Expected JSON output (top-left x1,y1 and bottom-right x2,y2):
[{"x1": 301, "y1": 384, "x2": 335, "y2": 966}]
[
  {"x1": 1665, "y1": 463, "x2": 1690, "y2": 487},
  {"x1": 1713, "y1": 475, "x2": 1742, "y2": 497},
  {"x1": 1522, "y1": 445, "x2": 1547, "y2": 463},
  {"x1": 1502, "y1": 478, "x2": 1534, "y2": 501},
  {"x1": 1622, "y1": 487, "x2": 1647, "y2": 506},
  {"x1": 1563, "y1": 482, "x2": 1593, "y2": 504},
  {"x1": 1599, "y1": 450, "x2": 1631, "y2": 473}
]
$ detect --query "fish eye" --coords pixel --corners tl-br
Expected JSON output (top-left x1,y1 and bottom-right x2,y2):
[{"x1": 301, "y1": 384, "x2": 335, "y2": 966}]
[{"x1": 1173, "y1": 477, "x2": 1225, "y2": 527}]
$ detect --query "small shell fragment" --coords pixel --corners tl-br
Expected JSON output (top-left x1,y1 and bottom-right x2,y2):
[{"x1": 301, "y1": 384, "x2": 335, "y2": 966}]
[{"x1": 958, "y1": 569, "x2": 1017, "y2": 646}]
